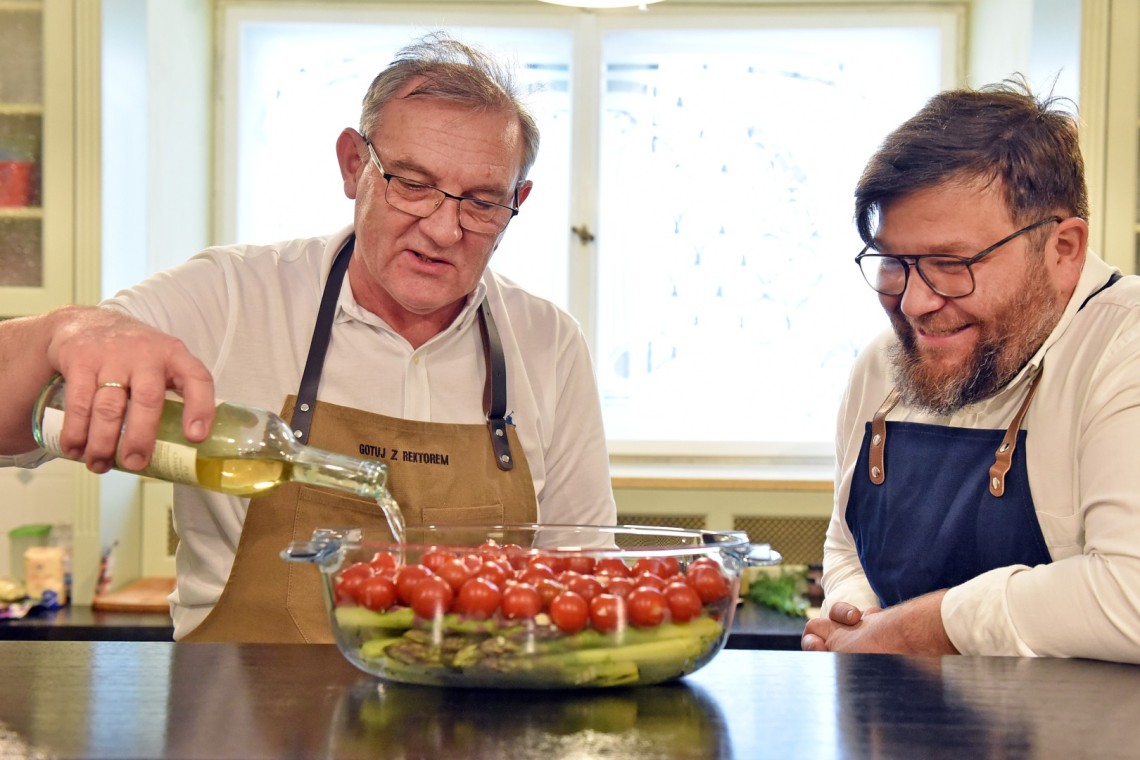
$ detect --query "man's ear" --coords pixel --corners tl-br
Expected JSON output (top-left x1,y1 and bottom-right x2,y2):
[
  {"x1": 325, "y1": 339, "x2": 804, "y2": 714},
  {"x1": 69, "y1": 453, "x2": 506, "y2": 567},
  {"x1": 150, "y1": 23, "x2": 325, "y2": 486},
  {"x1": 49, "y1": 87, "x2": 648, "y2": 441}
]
[
  {"x1": 335, "y1": 129, "x2": 366, "y2": 200},
  {"x1": 516, "y1": 179, "x2": 534, "y2": 207},
  {"x1": 1052, "y1": 216, "x2": 1088, "y2": 293}
]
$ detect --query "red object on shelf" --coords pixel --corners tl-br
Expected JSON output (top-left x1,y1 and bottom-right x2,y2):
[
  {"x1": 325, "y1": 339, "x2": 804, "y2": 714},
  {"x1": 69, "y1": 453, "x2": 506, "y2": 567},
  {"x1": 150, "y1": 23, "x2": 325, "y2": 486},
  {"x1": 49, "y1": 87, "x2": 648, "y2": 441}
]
[{"x1": 0, "y1": 160, "x2": 37, "y2": 206}]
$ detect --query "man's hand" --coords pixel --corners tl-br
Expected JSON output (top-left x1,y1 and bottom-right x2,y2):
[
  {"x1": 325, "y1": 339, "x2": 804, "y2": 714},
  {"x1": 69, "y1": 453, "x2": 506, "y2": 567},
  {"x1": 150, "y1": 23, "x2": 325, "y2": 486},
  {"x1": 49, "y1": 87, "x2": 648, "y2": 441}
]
[
  {"x1": 801, "y1": 590, "x2": 958, "y2": 655},
  {"x1": 43, "y1": 306, "x2": 216, "y2": 473}
]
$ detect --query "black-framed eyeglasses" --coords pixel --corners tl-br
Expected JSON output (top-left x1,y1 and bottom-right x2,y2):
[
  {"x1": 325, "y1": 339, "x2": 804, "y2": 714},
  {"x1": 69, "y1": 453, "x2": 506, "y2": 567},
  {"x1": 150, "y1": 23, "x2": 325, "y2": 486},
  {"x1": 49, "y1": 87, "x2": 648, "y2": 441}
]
[
  {"x1": 363, "y1": 138, "x2": 520, "y2": 234},
  {"x1": 854, "y1": 216, "x2": 1063, "y2": 298}
]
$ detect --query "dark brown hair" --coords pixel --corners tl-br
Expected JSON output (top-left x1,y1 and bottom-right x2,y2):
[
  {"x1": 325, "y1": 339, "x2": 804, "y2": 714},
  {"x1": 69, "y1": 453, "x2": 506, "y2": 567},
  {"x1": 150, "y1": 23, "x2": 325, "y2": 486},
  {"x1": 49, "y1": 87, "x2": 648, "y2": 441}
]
[{"x1": 854, "y1": 76, "x2": 1088, "y2": 244}]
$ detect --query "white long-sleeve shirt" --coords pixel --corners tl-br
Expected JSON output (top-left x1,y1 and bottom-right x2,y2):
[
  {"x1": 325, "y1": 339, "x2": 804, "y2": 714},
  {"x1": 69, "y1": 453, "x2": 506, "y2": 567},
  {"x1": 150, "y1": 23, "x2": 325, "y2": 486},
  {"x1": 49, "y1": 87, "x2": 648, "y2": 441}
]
[{"x1": 824, "y1": 252, "x2": 1140, "y2": 661}]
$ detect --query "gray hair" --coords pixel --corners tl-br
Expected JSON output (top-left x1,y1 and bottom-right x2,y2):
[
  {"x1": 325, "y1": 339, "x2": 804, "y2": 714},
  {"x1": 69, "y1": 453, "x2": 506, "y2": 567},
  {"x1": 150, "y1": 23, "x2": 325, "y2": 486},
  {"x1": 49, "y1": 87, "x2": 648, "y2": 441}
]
[{"x1": 359, "y1": 31, "x2": 540, "y2": 184}]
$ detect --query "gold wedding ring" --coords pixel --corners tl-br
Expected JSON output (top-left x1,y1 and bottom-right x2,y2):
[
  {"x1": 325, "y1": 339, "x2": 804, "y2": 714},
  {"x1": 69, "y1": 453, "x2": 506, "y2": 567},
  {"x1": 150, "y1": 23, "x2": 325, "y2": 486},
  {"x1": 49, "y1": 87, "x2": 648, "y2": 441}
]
[{"x1": 98, "y1": 381, "x2": 128, "y2": 390}]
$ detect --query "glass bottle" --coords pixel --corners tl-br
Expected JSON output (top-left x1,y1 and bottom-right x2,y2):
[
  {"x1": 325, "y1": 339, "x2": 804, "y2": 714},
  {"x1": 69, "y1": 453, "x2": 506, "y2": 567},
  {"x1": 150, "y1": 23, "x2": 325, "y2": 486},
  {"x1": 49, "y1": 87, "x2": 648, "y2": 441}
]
[{"x1": 31, "y1": 375, "x2": 405, "y2": 540}]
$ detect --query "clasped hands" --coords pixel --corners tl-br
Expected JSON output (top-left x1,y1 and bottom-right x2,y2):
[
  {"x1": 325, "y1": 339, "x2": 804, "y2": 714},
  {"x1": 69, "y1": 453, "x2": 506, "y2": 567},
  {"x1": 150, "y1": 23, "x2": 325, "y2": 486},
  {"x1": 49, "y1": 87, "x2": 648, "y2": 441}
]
[{"x1": 800, "y1": 590, "x2": 957, "y2": 655}]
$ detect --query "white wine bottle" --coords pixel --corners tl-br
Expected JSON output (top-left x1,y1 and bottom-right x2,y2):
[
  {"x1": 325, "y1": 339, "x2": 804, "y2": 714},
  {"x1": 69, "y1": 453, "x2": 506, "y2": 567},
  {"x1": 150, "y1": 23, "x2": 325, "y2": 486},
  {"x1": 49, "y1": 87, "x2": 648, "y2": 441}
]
[{"x1": 32, "y1": 375, "x2": 405, "y2": 541}]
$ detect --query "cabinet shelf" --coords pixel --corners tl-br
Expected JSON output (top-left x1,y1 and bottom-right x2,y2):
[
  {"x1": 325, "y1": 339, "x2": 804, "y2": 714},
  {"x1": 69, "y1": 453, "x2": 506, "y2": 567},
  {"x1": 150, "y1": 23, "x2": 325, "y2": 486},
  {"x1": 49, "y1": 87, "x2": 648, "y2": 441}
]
[
  {"x1": 0, "y1": 104, "x2": 43, "y2": 117},
  {"x1": 0, "y1": 206, "x2": 42, "y2": 219}
]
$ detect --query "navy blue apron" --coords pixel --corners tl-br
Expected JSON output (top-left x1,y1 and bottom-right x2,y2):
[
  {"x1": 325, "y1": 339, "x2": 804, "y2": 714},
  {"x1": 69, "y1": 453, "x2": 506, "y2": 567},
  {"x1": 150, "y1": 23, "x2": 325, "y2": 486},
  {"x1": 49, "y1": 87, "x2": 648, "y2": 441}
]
[{"x1": 846, "y1": 274, "x2": 1121, "y2": 607}]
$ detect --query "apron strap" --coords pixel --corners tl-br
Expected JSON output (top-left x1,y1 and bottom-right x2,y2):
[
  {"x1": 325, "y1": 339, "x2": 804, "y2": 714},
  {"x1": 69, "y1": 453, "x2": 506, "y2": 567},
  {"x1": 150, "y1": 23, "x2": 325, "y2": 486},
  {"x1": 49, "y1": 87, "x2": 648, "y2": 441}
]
[
  {"x1": 868, "y1": 388, "x2": 901, "y2": 485},
  {"x1": 478, "y1": 299, "x2": 515, "y2": 471},
  {"x1": 292, "y1": 235, "x2": 355, "y2": 442},
  {"x1": 987, "y1": 371, "x2": 1043, "y2": 497}
]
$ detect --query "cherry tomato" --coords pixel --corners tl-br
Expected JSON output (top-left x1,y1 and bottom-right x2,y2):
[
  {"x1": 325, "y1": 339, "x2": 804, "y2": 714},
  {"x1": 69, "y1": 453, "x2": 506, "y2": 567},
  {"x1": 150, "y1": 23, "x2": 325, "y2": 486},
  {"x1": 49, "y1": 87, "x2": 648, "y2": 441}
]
[
  {"x1": 635, "y1": 572, "x2": 668, "y2": 592},
  {"x1": 474, "y1": 560, "x2": 509, "y2": 588},
  {"x1": 410, "y1": 575, "x2": 454, "y2": 619},
  {"x1": 595, "y1": 558, "x2": 633, "y2": 578},
  {"x1": 627, "y1": 586, "x2": 668, "y2": 628},
  {"x1": 588, "y1": 593, "x2": 626, "y2": 632},
  {"x1": 334, "y1": 562, "x2": 375, "y2": 605},
  {"x1": 501, "y1": 583, "x2": 542, "y2": 620},
  {"x1": 419, "y1": 548, "x2": 455, "y2": 574},
  {"x1": 632, "y1": 557, "x2": 667, "y2": 578},
  {"x1": 518, "y1": 563, "x2": 556, "y2": 586},
  {"x1": 437, "y1": 557, "x2": 476, "y2": 593},
  {"x1": 659, "y1": 556, "x2": 681, "y2": 578},
  {"x1": 564, "y1": 555, "x2": 597, "y2": 575},
  {"x1": 395, "y1": 564, "x2": 434, "y2": 606},
  {"x1": 369, "y1": 552, "x2": 398, "y2": 572},
  {"x1": 684, "y1": 557, "x2": 719, "y2": 581},
  {"x1": 549, "y1": 591, "x2": 589, "y2": 634},
  {"x1": 455, "y1": 577, "x2": 501, "y2": 619},
  {"x1": 688, "y1": 565, "x2": 730, "y2": 603},
  {"x1": 535, "y1": 577, "x2": 567, "y2": 609},
  {"x1": 501, "y1": 544, "x2": 529, "y2": 570},
  {"x1": 604, "y1": 576, "x2": 635, "y2": 598},
  {"x1": 664, "y1": 581, "x2": 703, "y2": 622},
  {"x1": 531, "y1": 554, "x2": 567, "y2": 574},
  {"x1": 358, "y1": 575, "x2": 397, "y2": 612},
  {"x1": 563, "y1": 573, "x2": 603, "y2": 602}
]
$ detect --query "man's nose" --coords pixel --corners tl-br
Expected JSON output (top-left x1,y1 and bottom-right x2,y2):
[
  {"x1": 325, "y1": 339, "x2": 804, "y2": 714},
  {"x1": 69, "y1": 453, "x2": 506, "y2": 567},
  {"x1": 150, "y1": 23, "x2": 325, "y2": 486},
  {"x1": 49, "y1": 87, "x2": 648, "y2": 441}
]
[
  {"x1": 417, "y1": 197, "x2": 464, "y2": 245},
  {"x1": 898, "y1": 266, "x2": 948, "y2": 317}
]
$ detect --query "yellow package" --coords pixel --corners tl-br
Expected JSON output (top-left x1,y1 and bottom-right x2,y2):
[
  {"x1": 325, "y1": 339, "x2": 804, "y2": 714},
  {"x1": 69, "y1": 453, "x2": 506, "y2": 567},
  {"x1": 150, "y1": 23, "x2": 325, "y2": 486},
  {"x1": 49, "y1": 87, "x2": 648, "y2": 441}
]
[{"x1": 25, "y1": 546, "x2": 68, "y2": 607}]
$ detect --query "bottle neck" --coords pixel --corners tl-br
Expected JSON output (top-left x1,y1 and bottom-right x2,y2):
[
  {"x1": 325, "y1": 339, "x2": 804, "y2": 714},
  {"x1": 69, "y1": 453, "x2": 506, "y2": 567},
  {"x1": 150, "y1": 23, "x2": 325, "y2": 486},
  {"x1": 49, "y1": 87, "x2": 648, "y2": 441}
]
[{"x1": 290, "y1": 446, "x2": 389, "y2": 499}]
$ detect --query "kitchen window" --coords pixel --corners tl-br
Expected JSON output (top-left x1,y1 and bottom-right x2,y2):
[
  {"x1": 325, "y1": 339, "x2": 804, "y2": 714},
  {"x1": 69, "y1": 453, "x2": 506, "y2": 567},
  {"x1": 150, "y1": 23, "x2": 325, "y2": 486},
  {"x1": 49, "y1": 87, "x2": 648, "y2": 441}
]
[{"x1": 219, "y1": 2, "x2": 963, "y2": 462}]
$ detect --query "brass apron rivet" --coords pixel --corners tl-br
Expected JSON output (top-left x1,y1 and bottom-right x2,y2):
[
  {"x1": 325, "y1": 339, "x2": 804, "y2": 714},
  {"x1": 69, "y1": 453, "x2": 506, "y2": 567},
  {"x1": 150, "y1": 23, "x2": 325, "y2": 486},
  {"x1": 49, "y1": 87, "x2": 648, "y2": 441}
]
[
  {"x1": 500, "y1": 454, "x2": 511, "y2": 464},
  {"x1": 293, "y1": 430, "x2": 303, "y2": 439},
  {"x1": 991, "y1": 476, "x2": 1000, "y2": 490},
  {"x1": 999, "y1": 442, "x2": 1009, "y2": 453},
  {"x1": 300, "y1": 403, "x2": 310, "y2": 412},
  {"x1": 495, "y1": 428, "x2": 504, "y2": 437},
  {"x1": 871, "y1": 466, "x2": 881, "y2": 479},
  {"x1": 872, "y1": 434, "x2": 882, "y2": 446}
]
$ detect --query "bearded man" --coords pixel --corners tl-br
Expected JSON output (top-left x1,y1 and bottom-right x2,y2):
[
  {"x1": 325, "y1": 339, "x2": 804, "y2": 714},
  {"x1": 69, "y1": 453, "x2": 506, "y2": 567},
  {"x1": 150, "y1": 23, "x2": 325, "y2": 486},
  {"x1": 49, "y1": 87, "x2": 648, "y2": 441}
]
[{"x1": 802, "y1": 79, "x2": 1140, "y2": 663}]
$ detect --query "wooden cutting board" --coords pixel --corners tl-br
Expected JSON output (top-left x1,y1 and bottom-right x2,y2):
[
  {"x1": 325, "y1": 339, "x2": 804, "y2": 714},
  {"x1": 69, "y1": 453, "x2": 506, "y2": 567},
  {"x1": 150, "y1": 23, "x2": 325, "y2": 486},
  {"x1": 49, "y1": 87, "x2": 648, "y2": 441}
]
[{"x1": 92, "y1": 577, "x2": 175, "y2": 613}]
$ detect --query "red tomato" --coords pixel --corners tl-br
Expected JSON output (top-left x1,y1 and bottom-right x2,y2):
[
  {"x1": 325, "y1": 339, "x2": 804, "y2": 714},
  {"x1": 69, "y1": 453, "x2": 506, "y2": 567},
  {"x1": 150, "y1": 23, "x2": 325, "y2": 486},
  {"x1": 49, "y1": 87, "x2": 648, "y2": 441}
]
[
  {"x1": 369, "y1": 552, "x2": 398, "y2": 572},
  {"x1": 419, "y1": 548, "x2": 455, "y2": 574},
  {"x1": 436, "y1": 557, "x2": 476, "y2": 593},
  {"x1": 410, "y1": 575, "x2": 454, "y2": 619},
  {"x1": 687, "y1": 565, "x2": 730, "y2": 603},
  {"x1": 632, "y1": 557, "x2": 667, "y2": 578},
  {"x1": 531, "y1": 554, "x2": 567, "y2": 574},
  {"x1": 535, "y1": 577, "x2": 567, "y2": 609},
  {"x1": 627, "y1": 586, "x2": 668, "y2": 628},
  {"x1": 549, "y1": 591, "x2": 589, "y2": 634},
  {"x1": 634, "y1": 572, "x2": 668, "y2": 592},
  {"x1": 664, "y1": 581, "x2": 703, "y2": 622},
  {"x1": 502, "y1": 544, "x2": 529, "y2": 570},
  {"x1": 455, "y1": 577, "x2": 501, "y2": 619},
  {"x1": 518, "y1": 563, "x2": 556, "y2": 586},
  {"x1": 563, "y1": 573, "x2": 603, "y2": 602},
  {"x1": 564, "y1": 555, "x2": 597, "y2": 575},
  {"x1": 334, "y1": 562, "x2": 375, "y2": 605},
  {"x1": 659, "y1": 556, "x2": 681, "y2": 578},
  {"x1": 595, "y1": 558, "x2": 633, "y2": 579},
  {"x1": 475, "y1": 560, "x2": 509, "y2": 588},
  {"x1": 604, "y1": 576, "x2": 635, "y2": 598},
  {"x1": 501, "y1": 583, "x2": 542, "y2": 620},
  {"x1": 395, "y1": 564, "x2": 435, "y2": 606},
  {"x1": 358, "y1": 575, "x2": 397, "y2": 612},
  {"x1": 684, "y1": 557, "x2": 720, "y2": 581},
  {"x1": 588, "y1": 593, "x2": 627, "y2": 632}
]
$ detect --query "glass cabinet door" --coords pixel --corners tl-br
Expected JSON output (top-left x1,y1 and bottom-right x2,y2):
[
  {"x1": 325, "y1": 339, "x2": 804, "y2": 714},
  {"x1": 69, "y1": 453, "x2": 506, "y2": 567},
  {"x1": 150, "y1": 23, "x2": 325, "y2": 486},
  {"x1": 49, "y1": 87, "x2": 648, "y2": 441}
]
[{"x1": 0, "y1": 0, "x2": 73, "y2": 316}]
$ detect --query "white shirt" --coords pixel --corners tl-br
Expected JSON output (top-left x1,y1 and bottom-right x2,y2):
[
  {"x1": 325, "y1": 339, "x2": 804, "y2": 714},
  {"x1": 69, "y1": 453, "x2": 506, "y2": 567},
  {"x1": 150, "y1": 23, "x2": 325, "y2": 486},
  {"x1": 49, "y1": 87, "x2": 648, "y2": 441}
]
[
  {"x1": 824, "y1": 252, "x2": 1140, "y2": 661},
  {"x1": 8, "y1": 227, "x2": 616, "y2": 637}
]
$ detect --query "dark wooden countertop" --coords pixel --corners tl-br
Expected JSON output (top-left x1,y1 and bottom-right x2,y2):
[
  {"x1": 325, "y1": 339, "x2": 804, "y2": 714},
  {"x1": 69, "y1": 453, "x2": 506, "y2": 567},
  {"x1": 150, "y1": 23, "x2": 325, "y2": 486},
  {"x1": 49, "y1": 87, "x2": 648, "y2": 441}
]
[
  {"x1": 0, "y1": 599, "x2": 806, "y2": 647},
  {"x1": 2, "y1": 640, "x2": 1137, "y2": 759}
]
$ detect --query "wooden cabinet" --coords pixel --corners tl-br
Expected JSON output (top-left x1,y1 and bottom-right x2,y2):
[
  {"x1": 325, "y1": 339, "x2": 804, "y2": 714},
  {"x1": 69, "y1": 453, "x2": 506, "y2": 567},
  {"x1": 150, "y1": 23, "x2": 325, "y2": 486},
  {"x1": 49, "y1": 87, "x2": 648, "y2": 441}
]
[{"x1": 0, "y1": 0, "x2": 77, "y2": 316}]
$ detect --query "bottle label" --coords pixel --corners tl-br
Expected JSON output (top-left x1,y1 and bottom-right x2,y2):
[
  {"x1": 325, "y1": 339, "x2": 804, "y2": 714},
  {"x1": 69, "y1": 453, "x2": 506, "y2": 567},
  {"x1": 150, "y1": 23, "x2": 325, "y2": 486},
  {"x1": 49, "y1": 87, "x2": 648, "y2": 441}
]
[{"x1": 39, "y1": 407, "x2": 199, "y2": 486}]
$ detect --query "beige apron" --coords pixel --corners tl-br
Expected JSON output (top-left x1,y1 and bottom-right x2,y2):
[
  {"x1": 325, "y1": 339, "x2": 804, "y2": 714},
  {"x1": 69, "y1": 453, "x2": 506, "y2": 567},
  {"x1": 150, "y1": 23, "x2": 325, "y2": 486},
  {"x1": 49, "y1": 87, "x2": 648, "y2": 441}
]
[{"x1": 184, "y1": 236, "x2": 538, "y2": 643}]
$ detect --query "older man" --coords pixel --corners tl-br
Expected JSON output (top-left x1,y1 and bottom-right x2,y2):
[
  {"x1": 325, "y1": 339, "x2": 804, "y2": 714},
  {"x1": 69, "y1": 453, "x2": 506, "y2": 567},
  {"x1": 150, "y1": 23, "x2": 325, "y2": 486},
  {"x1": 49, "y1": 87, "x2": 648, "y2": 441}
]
[{"x1": 0, "y1": 33, "x2": 616, "y2": 641}]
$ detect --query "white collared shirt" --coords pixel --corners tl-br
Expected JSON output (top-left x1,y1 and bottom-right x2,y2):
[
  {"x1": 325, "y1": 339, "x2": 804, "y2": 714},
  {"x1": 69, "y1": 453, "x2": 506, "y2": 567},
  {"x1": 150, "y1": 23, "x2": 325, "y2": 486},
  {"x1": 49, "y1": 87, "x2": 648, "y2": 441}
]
[{"x1": 825, "y1": 252, "x2": 1140, "y2": 661}]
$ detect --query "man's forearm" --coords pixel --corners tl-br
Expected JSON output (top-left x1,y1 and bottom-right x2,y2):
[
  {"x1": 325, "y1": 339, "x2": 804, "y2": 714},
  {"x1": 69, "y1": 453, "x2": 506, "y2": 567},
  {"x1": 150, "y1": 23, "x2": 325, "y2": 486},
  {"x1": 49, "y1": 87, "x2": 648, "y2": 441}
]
[{"x1": 0, "y1": 307, "x2": 79, "y2": 454}]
